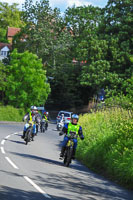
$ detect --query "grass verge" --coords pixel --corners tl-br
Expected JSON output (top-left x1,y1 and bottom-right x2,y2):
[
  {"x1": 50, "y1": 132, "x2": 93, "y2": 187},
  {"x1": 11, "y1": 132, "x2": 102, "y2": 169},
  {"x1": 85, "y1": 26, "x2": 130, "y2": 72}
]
[
  {"x1": 77, "y1": 107, "x2": 133, "y2": 189},
  {"x1": 0, "y1": 105, "x2": 25, "y2": 122}
]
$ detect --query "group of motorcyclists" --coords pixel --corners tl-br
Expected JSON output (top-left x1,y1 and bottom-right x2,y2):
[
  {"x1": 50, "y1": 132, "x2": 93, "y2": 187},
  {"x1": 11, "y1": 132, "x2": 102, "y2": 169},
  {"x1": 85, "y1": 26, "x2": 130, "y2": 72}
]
[
  {"x1": 21, "y1": 106, "x2": 49, "y2": 140},
  {"x1": 22, "y1": 106, "x2": 84, "y2": 161}
]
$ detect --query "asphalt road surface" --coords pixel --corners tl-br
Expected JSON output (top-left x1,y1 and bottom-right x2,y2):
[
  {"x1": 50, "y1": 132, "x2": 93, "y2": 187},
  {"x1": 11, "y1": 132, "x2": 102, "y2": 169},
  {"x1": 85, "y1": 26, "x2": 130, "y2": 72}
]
[{"x1": 0, "y1": 122, "x2": 133, "y2": 200}]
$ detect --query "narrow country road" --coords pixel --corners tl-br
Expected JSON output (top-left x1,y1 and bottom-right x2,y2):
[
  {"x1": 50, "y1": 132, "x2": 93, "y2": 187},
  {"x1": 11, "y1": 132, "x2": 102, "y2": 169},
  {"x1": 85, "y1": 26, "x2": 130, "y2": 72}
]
[{"x1": 0, "y1": 122, "x2": 133, "y2": 200}]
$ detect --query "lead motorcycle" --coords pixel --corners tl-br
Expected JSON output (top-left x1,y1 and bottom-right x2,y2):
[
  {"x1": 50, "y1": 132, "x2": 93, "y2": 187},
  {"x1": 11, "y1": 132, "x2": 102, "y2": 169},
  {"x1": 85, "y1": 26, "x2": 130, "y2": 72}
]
[
  {"x1": 24, "y1": 121, "x2": 35, "y2": 145},
  {"x1": 60, "y1": 131, "x2": 77, "y2": 167}
]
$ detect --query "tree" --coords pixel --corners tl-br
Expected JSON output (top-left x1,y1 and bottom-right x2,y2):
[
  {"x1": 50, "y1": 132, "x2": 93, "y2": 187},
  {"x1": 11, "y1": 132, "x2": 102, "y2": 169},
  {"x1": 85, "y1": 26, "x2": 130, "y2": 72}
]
[
  {"x1": 64, "y1": 6, "x2": 109, "y2": 100},
  {"x1": 0, "y1": 2, "x2": 24, "y2": 28},
  {"x1": 0, "y1": 61, "x2": 6, "y2": 102},
  {"x1": 5, "y1": 49, "x2": 50, "y2": 108},
  {"x1": 99, "y1": 0, "x2": 133, "y2": 94},
  {"x1": 14, "y1": 0, "x2": 63, "y2": 61},
  {"x1": 64, "y1": 5, "x2": 102, "y2": 61},
  {"x1": 0, "y1": 2, "x2": 24, "y2": 42},
  {"x1": 13, "y1": 0, "x2": 78, "y2": 108}
]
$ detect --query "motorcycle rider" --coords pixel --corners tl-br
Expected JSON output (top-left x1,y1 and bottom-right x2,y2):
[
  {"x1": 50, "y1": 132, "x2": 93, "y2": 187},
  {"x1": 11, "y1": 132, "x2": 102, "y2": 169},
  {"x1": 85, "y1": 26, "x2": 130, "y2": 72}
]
[
  {"x1": 60, "y1": 113, "x2": 65, "y2": 123},
  {"x1": 21, "y1": 106, "x2": 39, "y2": 139},
  {"x1": 57, "y1": 113, "x2": 65, "y2": 130},
  {"x1": 59, "y1": 114, "x2": 84, "y2": 159},
  {"x1": 35, "y1": 109, "x2": 42, "y2": 134},
  {"x1": 41, "y1": 111, "x2": 49, "y2": 130}
]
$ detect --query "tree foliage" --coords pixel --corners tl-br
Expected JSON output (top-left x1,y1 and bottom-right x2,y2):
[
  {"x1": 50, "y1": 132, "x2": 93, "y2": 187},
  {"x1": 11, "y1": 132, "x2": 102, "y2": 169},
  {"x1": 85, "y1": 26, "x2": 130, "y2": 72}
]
[
  {"x1": 1, "y1": 0, "x2": 132, "y2": 109},
  {"x1": 5, "y1": 49, "x2": 50, "y2": 108},
  {"x1": 0, "y1": 61, "x2": 6, "y2": 102},
  {"x1": 0, "y1": 2, "x2": 24, "y2": 42}
]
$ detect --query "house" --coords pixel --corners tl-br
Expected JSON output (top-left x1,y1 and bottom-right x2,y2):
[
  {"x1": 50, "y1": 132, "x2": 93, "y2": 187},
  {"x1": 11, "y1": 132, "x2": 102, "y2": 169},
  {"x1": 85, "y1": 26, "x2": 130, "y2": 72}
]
[
  {"x1": 0, "y1": 43, "x2": 12, "y2": 61},
  {"x1": 7, "y1": 27, "x2": 21, "y2": 44},
  {"x1": 0, "y1": 27, "x2": 21, "y2": 61}
]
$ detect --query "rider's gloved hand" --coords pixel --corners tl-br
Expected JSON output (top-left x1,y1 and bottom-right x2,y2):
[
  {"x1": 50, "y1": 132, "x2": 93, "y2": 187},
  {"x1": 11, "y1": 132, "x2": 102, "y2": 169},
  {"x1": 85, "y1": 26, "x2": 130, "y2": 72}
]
[{"x1": 80, "y1": 135, "x2": 84, "y2": 140}]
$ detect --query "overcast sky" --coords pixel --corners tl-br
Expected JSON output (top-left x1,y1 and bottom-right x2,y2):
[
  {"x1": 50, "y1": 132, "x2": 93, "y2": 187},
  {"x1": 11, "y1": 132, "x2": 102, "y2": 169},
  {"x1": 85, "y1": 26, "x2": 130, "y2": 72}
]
[{"x1": 0, "y1": 0, "x2": 108, "y2": 12}]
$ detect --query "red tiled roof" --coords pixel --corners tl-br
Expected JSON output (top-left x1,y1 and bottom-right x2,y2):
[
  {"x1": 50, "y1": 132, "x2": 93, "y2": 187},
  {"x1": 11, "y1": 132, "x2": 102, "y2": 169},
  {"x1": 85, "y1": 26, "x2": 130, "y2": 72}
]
[
  {"x1": 0, "y1": 43, "x2": 12, "y2": 50},
  {"x1": 7, "y1": 27, "x2": 21, "y2": 37}
]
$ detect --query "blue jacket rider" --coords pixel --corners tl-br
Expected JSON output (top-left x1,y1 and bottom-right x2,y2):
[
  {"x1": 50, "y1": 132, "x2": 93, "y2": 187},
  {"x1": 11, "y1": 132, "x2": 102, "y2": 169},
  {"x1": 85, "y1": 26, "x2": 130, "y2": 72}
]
[
  {"x1": 60, "y1": 114, "x2": 84, "y2": 159},
  {"x1": 21, "y1": 106, "x2": 39, "y2": 139}
]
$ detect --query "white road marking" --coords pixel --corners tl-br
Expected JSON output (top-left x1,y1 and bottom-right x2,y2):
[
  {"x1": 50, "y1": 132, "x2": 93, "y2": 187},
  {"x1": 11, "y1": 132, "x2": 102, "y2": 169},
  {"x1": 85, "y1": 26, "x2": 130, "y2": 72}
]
[
  {"x1": 5, "y1": 157, "x2": 19, "y2": 169},
  {"x1": 1, "y1": 146, "x2": 5, "y2": 154},
  {"x1": 24, "y1": 176, "x2": 51, "y2": 199},
  {"x1": 5, "y1": 135, "x2": 10, "y2": 139},
  {"x1": 2, "y1": 132, "x2": 51, "y2": 198},
  {"x1": 12, "y1": 132, "x2": 18, "y2": 135},
  {"x1": 1, "y1": 139, "x2": 5, "y2": 145}
]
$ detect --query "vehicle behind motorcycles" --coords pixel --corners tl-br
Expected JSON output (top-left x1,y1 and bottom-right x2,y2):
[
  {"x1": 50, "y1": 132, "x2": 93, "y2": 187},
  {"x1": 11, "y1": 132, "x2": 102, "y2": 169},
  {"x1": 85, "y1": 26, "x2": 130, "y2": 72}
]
[{"x1": 25, "y1": 121, "x2": 34, "y2": 145}]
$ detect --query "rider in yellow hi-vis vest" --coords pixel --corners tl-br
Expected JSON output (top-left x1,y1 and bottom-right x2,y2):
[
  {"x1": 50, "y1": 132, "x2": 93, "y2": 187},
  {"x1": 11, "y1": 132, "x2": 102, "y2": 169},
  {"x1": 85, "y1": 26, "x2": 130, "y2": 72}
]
[
  {"x1": 22, "y1": 106, "x2": 38, "y2": 139},
  {"x1": 59, "y1": 114, "x2": 84, "y2": 159}
]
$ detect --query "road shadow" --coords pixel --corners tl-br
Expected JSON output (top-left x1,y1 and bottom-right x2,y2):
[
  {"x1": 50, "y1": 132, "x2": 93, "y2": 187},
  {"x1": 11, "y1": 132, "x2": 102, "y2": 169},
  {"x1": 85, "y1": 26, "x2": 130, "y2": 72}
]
[
  {"x1": 10, "y1": 151, "x2": 64, "y2": 167},
  {"x1": 8, "y1": 139, "x2": 25, "y2": 145},
  {"x1": 10, "y1": 151, "x2": 95, "y2": 174},
  {"x1": 0, "y1": 186, "x2": 49, "y2": 200},
  {"x1": 33, "y1": 171, "x2": 133, "y2": 200},
  {"x1": 0, "y1": 186, "x2": 73, "y2": 200},
  {"x1": 0, "y1": 170, "x2": 132, "y2": 200}
]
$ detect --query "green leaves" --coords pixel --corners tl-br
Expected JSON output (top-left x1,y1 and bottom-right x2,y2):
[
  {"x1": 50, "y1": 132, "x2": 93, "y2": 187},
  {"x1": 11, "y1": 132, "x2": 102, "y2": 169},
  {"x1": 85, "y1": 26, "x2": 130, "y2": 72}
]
[
  {"x1": 0, "y1": 2, "x2": 25, "y2": 42},
  {"x1": 5, "y1": 49, "x2": 50, "y2": 108},
  {"x1": 80, "y1": 60, "x2": 111, "y2": 91}
]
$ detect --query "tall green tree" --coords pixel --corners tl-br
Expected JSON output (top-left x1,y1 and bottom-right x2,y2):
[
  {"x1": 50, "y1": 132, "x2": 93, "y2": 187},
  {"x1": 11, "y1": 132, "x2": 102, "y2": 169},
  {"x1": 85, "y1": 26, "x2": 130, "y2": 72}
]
[
  {"x1": 5, "y1": 49, "x2": 50, "y2": 108},
  {"x1": 0, "y1": 2, "x2": 24, "y2": 42},
  {"x1": 14, "y1": 0, "x2": 78, "y2": 108},
  {"x1": 14, "y1": 0, "x2": 63, "y2": 61},
  {"x1": 99, "y1": 0, "x2": 133, "y2": 94},
  {"x1": 64, "y1": 5, "x2": 108, "y2": 100},
  {"x1": 64, "y1": 5, "x2": 102, "y2": 61}
]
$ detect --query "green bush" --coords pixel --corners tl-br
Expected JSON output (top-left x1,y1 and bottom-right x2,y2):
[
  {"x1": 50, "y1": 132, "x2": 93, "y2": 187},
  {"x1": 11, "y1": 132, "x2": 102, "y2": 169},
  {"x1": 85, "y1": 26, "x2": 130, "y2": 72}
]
[
  {"x1": 0, "y1": 105, "x2": 25, "y2": 122},
  {"x1": 77, "y1": 107, "x2": 133, "y2": 189}
]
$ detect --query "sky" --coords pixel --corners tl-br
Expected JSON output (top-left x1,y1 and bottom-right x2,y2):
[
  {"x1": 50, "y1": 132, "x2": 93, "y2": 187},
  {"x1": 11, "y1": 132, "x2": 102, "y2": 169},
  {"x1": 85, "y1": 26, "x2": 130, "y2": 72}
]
[{"x1": 0, "y1": 0, "x2": 108, "y2": 13}]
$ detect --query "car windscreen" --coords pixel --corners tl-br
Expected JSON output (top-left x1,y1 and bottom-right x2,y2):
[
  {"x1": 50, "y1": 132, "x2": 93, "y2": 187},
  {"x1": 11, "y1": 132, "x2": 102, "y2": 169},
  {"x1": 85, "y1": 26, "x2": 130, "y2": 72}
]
[
  {"x1": 59, "y1": 112, "x2": 70, "y2": 117},
  {"x1": 64, "y1": 113, "x2": 70, "y2": 117}
]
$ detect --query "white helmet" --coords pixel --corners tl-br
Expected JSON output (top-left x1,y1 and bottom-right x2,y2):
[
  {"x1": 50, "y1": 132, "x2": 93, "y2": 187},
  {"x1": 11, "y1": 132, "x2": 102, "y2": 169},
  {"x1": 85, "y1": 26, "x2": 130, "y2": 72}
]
[
  {"x1": 72, "y1": 114, "x2": 79, "y2": 121},
  {"x1": 30, "y1": 106, "x2": 37, "y2": 110}
]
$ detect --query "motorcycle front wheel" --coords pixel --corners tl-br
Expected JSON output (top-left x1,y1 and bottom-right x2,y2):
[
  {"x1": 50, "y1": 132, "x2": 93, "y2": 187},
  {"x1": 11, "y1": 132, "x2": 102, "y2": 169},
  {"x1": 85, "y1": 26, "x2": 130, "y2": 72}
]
[
  {"x1": 25, "y1": 129, "x2": 31, "y2": 145},
  {"x1": 65, "y1": 147, "x2": 73, "y2": 167}
]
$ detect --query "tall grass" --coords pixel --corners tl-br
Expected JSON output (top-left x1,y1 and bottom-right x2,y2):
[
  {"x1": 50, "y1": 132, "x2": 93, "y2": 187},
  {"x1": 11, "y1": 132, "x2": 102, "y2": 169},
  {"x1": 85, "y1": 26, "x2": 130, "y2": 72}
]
[
  {"x1": 77, "y1": 107, "x2": 133, "y2": 189},
  {"x1": 0, "y1": 105, "x2": 25, "y2": 122}
]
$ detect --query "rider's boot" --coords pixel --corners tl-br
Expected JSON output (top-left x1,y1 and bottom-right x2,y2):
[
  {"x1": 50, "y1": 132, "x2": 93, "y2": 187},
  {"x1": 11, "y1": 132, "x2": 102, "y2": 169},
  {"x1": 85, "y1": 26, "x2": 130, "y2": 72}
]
[
  {"x1": 31, "y1": 133, "x2": 34, "y2": 141},
  {"x1": 60, "y1": 146, "x2": 66, "y2": 158},
  {"x1": 21, "y1": 131, "x2": 26, "y2": 139},
  {"x1": 72, "y1": 148, "x2": 76, "y2": 159}
]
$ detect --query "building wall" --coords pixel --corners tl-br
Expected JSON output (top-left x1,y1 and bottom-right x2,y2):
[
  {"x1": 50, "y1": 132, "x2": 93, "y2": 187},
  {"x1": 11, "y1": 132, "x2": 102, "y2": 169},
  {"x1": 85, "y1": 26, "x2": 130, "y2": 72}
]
[{"x1": 0, "y1": 46, "x2": 10, "y2": 61}]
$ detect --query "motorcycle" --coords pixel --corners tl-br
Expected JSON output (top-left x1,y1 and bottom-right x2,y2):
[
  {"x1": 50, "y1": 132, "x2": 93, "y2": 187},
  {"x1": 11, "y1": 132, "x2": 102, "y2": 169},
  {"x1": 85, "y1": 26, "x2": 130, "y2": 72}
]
[
  {"x1": 40, "y1": 118, "x2": 46, "y2": 133},
  {"x1": 36, "y1": 118, "x2": 41, "y2": 134},
  {"x1": 57, "y1": 118, "x2": 64, "y2": 131},
  {"x1": 61, "y1": 131, "x2": 77, "y2": 167},
  {"x1": 24, "y1": 121, "x2": 34, "y2": 145}
]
